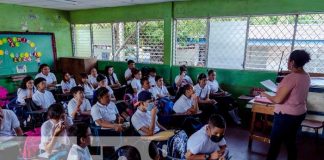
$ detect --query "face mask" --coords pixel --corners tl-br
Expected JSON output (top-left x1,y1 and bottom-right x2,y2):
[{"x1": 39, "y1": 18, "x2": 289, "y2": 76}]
[
  {"x1": 146, "y1": 102, "x2": 154, "y2": 111},
  {"x1": 210, "y1": 135, "x2": 224, "y2": 143}
]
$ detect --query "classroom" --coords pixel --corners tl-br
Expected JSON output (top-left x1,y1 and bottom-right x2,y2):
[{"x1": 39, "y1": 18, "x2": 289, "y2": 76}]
[{"x1": 0, "y1": 0, "x2": 323, "y2": 160}]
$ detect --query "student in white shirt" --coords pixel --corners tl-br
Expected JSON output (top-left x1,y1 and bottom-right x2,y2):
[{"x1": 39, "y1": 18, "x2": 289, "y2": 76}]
[
  {"x1": 105, "y1": 65, "x2": 121, "y2": 89},
  {"x1": 91, "y1": 87, "x2": 125, "y2": 134},
  {"x1": 68, "y1": 86, "x2": 91, "y2": 120},
  {"x1": 186, "y1": 114, "x2": 227, "y2": 160},
  {"x1": 17, "y1": 75, "x2": 36, "y2": 105},
  {"x1": 130, "y1": 68, "x2": 142, "y2": 95},
  {"x1": 39, "y1": 103, "x2": 73, "y2": 155},
  {"x1": 79, "y1": 73, "x2": 95, "y2": 100},
  {"x1": 138, "y1": 77, "x2": 153, "y2": 96},
  {"x1": 131, "y1": 91, "x2": 166, "y2": 136},
  {"x1": 125, "y1": 60, "x2": 136, "y2": 85},
  {"x1": 0, "y1": 107, "x2": 23, "y2": 136},
  {"x1": 96, "y1": 74, "x2": 116, "y2": 102},
  {"x1": 35, "y1": 64, "x2": 57, "y2": 90},
  {"x1": 207, "y1": 70, "x2": 241, "y2": 125},
  {"x1": 88, "y1": 68, "x2": 99, "y2": 89},
  {"x1": 61, "y1": 72, "x2": 77, "y2": 94},
  {"x1": 148, "y1": 68, "x2": 157, "y2": 87},
  {"x1": 173, "y1": 84, "x2": 198, "y2": 115},
  {"x1": 67, "y1": 123, "x2": 93, "y2": 160},
  {"x1": 32, "y1": 77, "x2": 56, "y2": 110},
  {"x1": 152, "y1": 75, "x2": 170, "y2": 99},
  {"x1": 174, "y1": 65, "x2": 193, "y2": 89}
]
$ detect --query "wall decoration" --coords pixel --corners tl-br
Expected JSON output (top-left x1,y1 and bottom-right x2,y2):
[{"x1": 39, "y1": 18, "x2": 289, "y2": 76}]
[{"x1": 16, "y1": 64, "x2": 27, "y2": 73}]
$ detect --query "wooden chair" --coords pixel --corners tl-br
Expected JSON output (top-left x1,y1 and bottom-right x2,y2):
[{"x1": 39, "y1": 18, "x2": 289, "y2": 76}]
[{"x1": 301, "y1": 119, "x2": 324, "y2": 142}]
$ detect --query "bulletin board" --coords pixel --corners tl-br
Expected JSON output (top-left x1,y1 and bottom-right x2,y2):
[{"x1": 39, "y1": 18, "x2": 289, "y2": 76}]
[{"x1": 0, "y1": 32, "x2": 56, "y2": 76}]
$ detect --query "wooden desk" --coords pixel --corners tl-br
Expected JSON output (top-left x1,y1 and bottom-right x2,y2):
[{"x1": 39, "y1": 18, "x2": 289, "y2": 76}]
[
  {"x1": 141, "y1": 130, "x2": 175, "y2": 141},
  {"x1": 248, "y1": 100, "x2": 275, "y2": 149}
]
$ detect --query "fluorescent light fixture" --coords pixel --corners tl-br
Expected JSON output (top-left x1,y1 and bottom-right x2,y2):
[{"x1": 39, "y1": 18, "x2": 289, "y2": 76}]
[{"x1": 52, "y1": 0, "x2": 78, "y2": 5}]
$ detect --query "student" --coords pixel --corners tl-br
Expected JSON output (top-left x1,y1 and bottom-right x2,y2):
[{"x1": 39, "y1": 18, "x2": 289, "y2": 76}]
[
  {"x1": 79, "y1": 73, "x2": 95, "y2": 99},
  {"x1": 151, "y1": 75, "x2": 170, "y2": 99},
  {"x1": 112, "y1": 146, "x2": 141, "y2": 160},
  {"x1": 148, "y1": 68, "x2": 157, "y2": 87},
  {"x1": 91, "y1": 87, "x2": 124, "y2": 134},
  {"x1": 67, "y1": 86, "x2": 91, "y2": 120},
  {"x1": 207, "y1": 70, "x2": 241, "y2": 125},
  {"x1": 186, "y1": 114, "x2": 227, "y2": 160},
  {"x1": 17, "y1": 75, "x2": 36, "y2": 105},
  {"x1": 261, "y1": 50, "x2": 311, "y2": 160},
  {"x1": 39, "y1": 103, "x2": 73, "y2": 155},
  {"x1": 131, "y1": 68, "x2": 142, "y2": 95},
  {"x1": 138, "y1": 77, "x2": 153, "y2": 95},
  {"x1": 32, "y1": 77, "x2": 56, "y2": 110},
  {"x1": 67, "y1": 123, "x2": 93, "y2": 160},
  {"x1": 173, "y1": 84, "x2": 199, "y2": 115},
  {"x1": 35, "y1": 64, "x2": 57, "y2": 90},
  {"x1": 0, "y1": 106, "x2": 23, "y2": 136},
  {"x1": 88, "y1": 68, "x2": 100, "y2": 89},
  {"x1": 174, "y1": 65, "x2": 193, "y2": 89},
  {"x1": 125, "y1": 60, "x2": 136, "y2": 85},
  {"x1": 96, "y1": 74, "x2": 116, "y2": 102},
  {"x1": 131, "y1": 91, "x2": 166, "y2": 136},
  {"x1": 105, "y1": 65, "x2": 121, "y2": 89},
  {"x1": 194, "y1": 73, "x2": 218, "y2": 122},
  {"x1": 61, "y1": 72, "x2": 77, "y2": 94}
]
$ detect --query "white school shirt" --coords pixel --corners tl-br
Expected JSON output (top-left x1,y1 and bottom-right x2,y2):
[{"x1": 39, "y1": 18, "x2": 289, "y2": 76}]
[
  {"x1": 61, "y1": 78, "x2": 77, "y2": 92},
  {"x1": 88, "y1": 75, "x2": 98, "y2": 86},
  {"x1": 131, "y1": 109, "x2": 160, "y2": 136},
  {"x1": 67, "y1": 144, "x2": 93, "y2": 160},
  {"x1": 173, "y1": 95, "x2": 194, "y2": 113},
  {"x1": 0, "y1": 109, "x2": 20, "y2": 136},
  {"x1": 148, "y1": 76, "x2": 156, "y2": 87},
  {"x1": 193, "y1": 84, "x2": 211, "y2": 100},
  {"x1": 207, "y1": 80, "x2": 219, "y2": 93},
  {"x1": 131, "y1": 79, "x2": 142, "y2": 92},
  {"x1": 32, "y1": 90, "x2": 56, "y2": 109},
  {"x1": 151, "y1": 86, "x2": 169, "y2": 99},
  {"x1": 35, "y1": 72, "x2": 57, "y2": 85},
  {"x1": 79, "y1": 83, "x2": 94, "y2": 99},
  {"x1": 187, "y1": 125, "x2": 226, "y2": 154},
  {"x1": 124, "y1": 68, "x2": 132, "y2": 85},
  {"x1": 39, "y1": 118, "x2": 73, "y2": 151},
  {"x1": 91, "y1": 102, "x2": 119, "y2": 126},
  {"x1": 16, "y1": 88, "x2": 36, "y2": 105},
  {"x1": 107, "y1": 73, "x2": 119, "y2": 85},
  {"x1": 67, "y1": 98, "x2": 91, "y2": 117},
  {"x1": 174, "y1": 75, "x2": 193, "y2": 87}
]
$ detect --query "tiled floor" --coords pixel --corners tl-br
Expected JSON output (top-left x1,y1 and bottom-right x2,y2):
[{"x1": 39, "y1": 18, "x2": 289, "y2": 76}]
[{"x1": 225, "y1": 124, "x2": 324, "y2": 160}]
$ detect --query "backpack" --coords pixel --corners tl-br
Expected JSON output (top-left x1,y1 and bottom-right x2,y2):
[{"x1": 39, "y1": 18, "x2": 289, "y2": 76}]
[{"x1": 167, "y1": 130, "x2": 188, "y2": 159}]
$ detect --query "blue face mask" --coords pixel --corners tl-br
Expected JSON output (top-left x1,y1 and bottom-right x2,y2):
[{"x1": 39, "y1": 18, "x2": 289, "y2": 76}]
[{"x1": 147, "y1": 102, "x2": 155, "y2": 111}]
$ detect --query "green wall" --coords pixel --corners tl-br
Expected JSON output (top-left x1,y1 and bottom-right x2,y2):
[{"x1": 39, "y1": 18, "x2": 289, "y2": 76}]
[{"x1": 0, "y1": 3, "x2": 72, "y2": 93}]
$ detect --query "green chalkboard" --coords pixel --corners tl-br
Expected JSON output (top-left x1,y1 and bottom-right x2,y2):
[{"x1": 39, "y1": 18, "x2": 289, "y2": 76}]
[{"x1": 0, "y1": 32, "x2": 56, "y2": 76}]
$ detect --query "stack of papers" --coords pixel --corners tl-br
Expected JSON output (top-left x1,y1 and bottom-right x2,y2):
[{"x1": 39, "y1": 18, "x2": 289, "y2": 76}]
[
  {"x1": 254, "y1": 96, "x2": 273, "y2": 104},
  {"x1": 260, "y1": 80, "x2": 278, "y2": 92}
]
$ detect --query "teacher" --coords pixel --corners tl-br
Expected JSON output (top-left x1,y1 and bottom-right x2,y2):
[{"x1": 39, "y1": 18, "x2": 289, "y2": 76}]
[{"x1": 261, "y1": 50, "x2": 311, "y2": 160}]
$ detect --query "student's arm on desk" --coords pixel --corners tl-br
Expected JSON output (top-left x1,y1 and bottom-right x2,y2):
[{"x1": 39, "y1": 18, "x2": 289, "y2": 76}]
[
  {"x1": 95, "y1": 119, "x2": 123, "y2": 132},
  {"x1": 185, "y1": 150, "x2": 221, "y2": 160},
  {"x1": 261, "y1": 86, "x2": 292, "y2": 104}
]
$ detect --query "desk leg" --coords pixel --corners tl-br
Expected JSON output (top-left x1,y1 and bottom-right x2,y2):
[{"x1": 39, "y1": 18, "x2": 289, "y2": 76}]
[{"x1": 248, "y1": 112, "x2": 256, "y2": 149}]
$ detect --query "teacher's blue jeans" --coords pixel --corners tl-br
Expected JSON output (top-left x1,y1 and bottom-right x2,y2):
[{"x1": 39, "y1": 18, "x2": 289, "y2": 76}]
[{"x1": 267, "y1": 112, "x2": 306, "y2": 160}]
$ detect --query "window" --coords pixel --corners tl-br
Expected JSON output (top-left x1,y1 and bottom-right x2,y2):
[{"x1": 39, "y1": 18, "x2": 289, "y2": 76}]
[
  {"x1": 92, "y1": 23, "x2": 113, "y2": 60},
  {"x1": 174, "y1": 13, "x2": 324, "y2": 73},
  {"x1": 72, "y1": 24, "x2": 91, "y2": 57},
  {"x1": 174, "y1": 19, "x2": 208, "y2": 66},
  {"x1": 208, "y1": 17, "x2": 248, "y2": 69},
  {"x1": 72, "y1": 20, "x2": 164, "y2": 64}
]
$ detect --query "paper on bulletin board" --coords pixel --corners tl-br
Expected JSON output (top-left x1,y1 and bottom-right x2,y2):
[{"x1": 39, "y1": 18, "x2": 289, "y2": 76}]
[{"x1": 16, "y1": 65, "x2": 27, "y2": 73}]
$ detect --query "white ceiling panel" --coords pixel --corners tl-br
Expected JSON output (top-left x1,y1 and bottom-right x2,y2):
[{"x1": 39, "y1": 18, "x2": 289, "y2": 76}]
[{"x1": 0, "y1": 0, "x2": 180, "y2": 10}]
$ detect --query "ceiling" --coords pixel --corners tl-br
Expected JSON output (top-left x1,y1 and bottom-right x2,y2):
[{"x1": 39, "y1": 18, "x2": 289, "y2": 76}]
[{"x1": 0, "y1": 0, "x2": 179, "y2": 10}]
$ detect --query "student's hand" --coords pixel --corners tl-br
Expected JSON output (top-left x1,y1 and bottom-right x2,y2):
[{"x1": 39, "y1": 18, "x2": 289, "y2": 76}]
[
  {"x1": 209, "y1": 99, "x2": 217, "y2": 104},
  {"x1": 76, "y1": 98, "x2": 82, "y2": 106},
  {"x1": 114, "y1": 124, "x2": 123, "y2": 132},
  {"x1": 53, "y1": 123, "x2": 65, "y2": 136},
  {"x1": 210, "y1": 151, "x2": 221, "y2": 160},
  {"x1": 118, "y1": 116, "x2": 124, "y2": 124}
]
